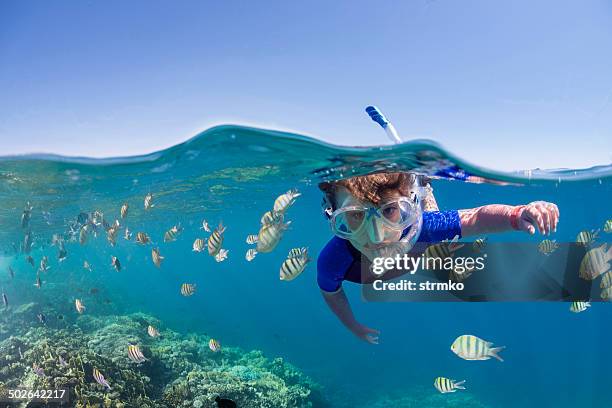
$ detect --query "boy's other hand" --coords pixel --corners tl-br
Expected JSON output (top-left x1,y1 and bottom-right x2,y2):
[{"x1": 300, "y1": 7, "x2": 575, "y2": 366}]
[{"x1": 517, "y1": 201, "x2": 559, "y2": 235}]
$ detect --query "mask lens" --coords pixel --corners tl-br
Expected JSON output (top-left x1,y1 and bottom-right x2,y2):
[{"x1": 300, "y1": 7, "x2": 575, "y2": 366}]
[
  {"x1": 380, "y1": 199, "x2": 416, "y2": 228},
  {"x1": 332, "y1": 209, "x2": 366, "y2": 237}
]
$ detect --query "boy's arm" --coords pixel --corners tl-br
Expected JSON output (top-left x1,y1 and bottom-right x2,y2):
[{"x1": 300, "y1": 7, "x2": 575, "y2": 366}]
[
  {"x1": 458, "y1": 201, "x2": 559, "y2": 237},
  {"x1": 321, "y1": 288, "x2": 380, "y2": 344}
]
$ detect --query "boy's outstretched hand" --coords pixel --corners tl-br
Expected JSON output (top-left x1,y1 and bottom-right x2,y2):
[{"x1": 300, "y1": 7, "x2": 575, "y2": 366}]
[
  {"x1": 352, "y1": 324, "x2": 380, "y2": 344},
  {"x1": 515, "y1": 201, "x2": 559, "y2": 235}
]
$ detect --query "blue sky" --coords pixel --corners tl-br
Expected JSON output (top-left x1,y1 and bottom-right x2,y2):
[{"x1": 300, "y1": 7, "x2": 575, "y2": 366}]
[{"x1": 1, "y1": 0, "x2": 611, "y2": 171}]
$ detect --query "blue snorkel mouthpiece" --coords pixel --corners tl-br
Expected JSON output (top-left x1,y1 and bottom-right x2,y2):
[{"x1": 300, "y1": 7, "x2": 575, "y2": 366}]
[{"x1": 365, "y1": 105, "x2": 402, "y2": 144}]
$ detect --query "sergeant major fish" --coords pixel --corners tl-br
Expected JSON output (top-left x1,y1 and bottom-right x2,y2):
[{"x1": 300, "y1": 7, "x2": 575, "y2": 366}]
[
  {"x1": 144, "y1": 193, "x2": 154, "y2": 210},
  {"x1": 192, "y1": 238, "x2": 205, "y2": 252},
  {"x1": 434, "y1": 377, "x2": 466, "y2": 394},
  {"x1": 136, "y1": 232, "x2": 151, "y2": 245},
  {"x1": 280, "y1": 252, "x2": 310, "y2": 281},
  {"x1": 604, "y1": 219, "x2": 612, "y2": 233},
  {"x1": 151, "y1": 248, "x2": 164, "y2": 268},
  {"x1": 208, "y1": 338, "x2": 221, "y2": 352},
  {"x1": 207, "y1": 222, "x2": 226, "y2": 256},
  {"x1": 245, "y1": 248, "x2": 257, "y2": 262},
  {"x1": 570, "y1": 301, "x2": 591, "y2": 313},
  {"x1": 200, "y1": 220, "x2": 210, "y2": 232},
  {"x1": 214, "y1": 248, "x2": 229, "y2": 263},
  {"x1": 538, "y1": 239, "x2": 559, "y2": 255},
  {"x1": 180, "y1": 283, "x2": 196, "y2": 296},
  {"x1": 576, "y1": 229, "x2": 599, "y2": 246},
  {"x1": 254, "y1": 221, "x2": 291, "y2": 253},
  {"x1": 273, "y1": 189, "x2": 301, "y2": 214},
  {"x1": 579, "y1": 244, "x2": 611, "y2": 281},
  {"x1": 21, "y1": 202, "x2": 33, "y2": 229},
  {"x1": 111, "y1": 256, "x2": 121, "y2": 272},
  {"x1": 260, "y1": 210, "x2": 284, "y2": 226},
  {"x1": 451, "y1": 334, "x2": 505, "y2": 362},
  {"x1": 163, "y1": 224, "x2": 183, "y2": 242},
  {"x1": 120, "y1": 202, "x2": 129, "y2": 219},
  {"x1": 147, "y1": 325, "x2": 160, "y2": 338}
]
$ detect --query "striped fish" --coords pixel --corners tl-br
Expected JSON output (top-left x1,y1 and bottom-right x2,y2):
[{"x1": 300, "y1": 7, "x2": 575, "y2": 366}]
[
  {"x1": 75, "y1": 299, "x2": 85, "y2": 314},
  {"x1": 280, "y1": 254, "x2": 310, "y2": 281},
  {"x1": 579, "y1": 244, "x2": 611, "y2": 280},
  {"x1": 273, "y1": 189, "x2": 301, "y2": 214},
  {"x1": 21, "y1": 203, "x2": 32, "y2": 229},
  {"x1": 151, "y1": 248, "x2": 164, "y2": 268},
  {"x1": 144, "y1": 192, "x2": 154, "y2": 210},
  {"x1": 538, "y1": 239, "x2": 559, "y2": 255},
  {"x1": 256, "y1": 221, "x2": 291, "y2": 253},
  {"x1": 26, "y1": 256, "x2": 35, "y2": 268},
  {"x1": 2, "y1": 291, "x2": 8, "y2": 309},
  {"x1": 424, "y1": 241, "x2": 463, "y2": 261},
  {"x1": 34, "y1": 275, "x2": 42, "y2": 289},
  {"x1": 576, "y1": 229, "x2": 599, "y2": 246},
  {"x1": 245, "y1": 248, "x2": 257, "y2": 261},
  {"x1": 136, "y1": 232, "x2": 151, "y2": 245},
  {"x1": 127, "y1": 344, "x2": 146, "y2": 363},
  {"x1": 200, "y1": 220, "x2": 210, "y2": 232},
  {"x1": 8, "y1": 266, "x2": 14, "y2": 279},
  {"x1": 288, "y1": 247, "x2": 308, "y2": 258},
  {"x1": 569, "y1": 301, "x2": 591, "y2": 313},
  {"x1": 83, "y1": 260, "x2": 92, "y2": 271},
  {"x1": 246, "y1": 234, "x2": 258, "y2": 244},
  {"x1": 120, "y1": 203, "x2": 129, "y2": 219},
  {"x1": 79, "y1": 224, "x2": 88, "y2": 245},
  {"x1": 208, "y1": 338, "x2": 221, "y2": 352},
  {"x1": 450, "y1": 334, "x2": 505, "y2": 362},
  {"x1": 163, "y1": 224, "x2": 182, "y2": 242},
  {"x1": 93, "y1": 368, "x2": 111, "y2": 390},
  {"x1": 39, "y1": 256, "x2": 49, "y2": 273},
  {"x1": 207, "y1": 222, "x2": 226, "y2": 256},
  {"x1": 180, "y1": 283, "x2": 196, "y2": 297},
  {"x1": 600, "y1": 271, "x2": 612, "y2": 289},
  {"x1": 434, "y1": 377, "x2": 466, "y2": 394},
  {"x1": 260, "y1": 210, "x2": 284, "y2": 226},
  {"x1": 111, "y1": 256, "x2": 121, "y2": 272},
  {"x1": 604, "y1": 219, "x2": 612, "y2": 233},
  {"x1": 450, "y1": 264, "x2": 474, "y2": 282},
  {"x1": 192, "y1": 238, "x2": 205, "y2": 252},
  {"x1": 601, "y1": 287, "x2": 612, "y2": 301},
  {"x1": 107, "y1": 226, "x2": 118, "y2": 246},
  {"x1": 147, "y1": 325, "x2": 160, "y2": 338},
  {"x1": 472, "y1": 238, "x2": 487, "y2": 252},
  {"x1": 214, "y1": 248, "x2": 229, "y2": 263},
  {"x1": 124, "y1": 227, "x2": 132, "y2": 240}
]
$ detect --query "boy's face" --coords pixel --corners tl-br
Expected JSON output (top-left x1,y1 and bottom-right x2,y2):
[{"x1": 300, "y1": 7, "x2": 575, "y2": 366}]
[{"x1": 334, "y1": 187, "x2": 404, "y2": 261}]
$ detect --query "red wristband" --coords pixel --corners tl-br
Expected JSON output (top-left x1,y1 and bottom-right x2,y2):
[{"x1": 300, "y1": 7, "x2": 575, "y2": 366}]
[{"x1": 510, "y1": 205, "x2": 525, "y2": 230}]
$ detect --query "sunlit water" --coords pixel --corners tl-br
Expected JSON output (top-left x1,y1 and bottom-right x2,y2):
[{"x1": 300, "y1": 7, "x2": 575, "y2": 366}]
[{"x1": 1, "y1": 125, "x2": 611, "y2": 407}]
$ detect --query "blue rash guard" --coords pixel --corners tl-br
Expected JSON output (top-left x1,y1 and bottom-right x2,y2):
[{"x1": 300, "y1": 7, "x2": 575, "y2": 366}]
[{"x1": 317, "y1": 210, "x2": 462, "y2": 292}]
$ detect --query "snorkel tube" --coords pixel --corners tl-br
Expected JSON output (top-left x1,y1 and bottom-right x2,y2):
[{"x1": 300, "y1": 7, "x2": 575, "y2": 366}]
[{"x1": 365, "y1": 106, "x2": 402, "y2": 144}]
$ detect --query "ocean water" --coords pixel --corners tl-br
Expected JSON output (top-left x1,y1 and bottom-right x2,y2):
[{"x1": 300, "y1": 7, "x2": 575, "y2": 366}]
[{"x1": 0, "y1": 125, "x2": 611, "y2": 408}]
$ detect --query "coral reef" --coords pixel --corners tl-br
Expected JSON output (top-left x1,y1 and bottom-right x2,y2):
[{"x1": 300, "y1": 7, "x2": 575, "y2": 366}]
[{"x1": 0, "y1": 307, "x2": 326, "y2": 407}]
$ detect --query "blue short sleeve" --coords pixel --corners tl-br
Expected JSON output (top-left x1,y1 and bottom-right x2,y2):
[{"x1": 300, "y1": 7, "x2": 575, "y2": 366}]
[
  {"x1": 317, "y1": 236, "x2": 355, "y2": 292},
  {"x1": 418, "y1": 210, "x2": 462, "y2": 243}
]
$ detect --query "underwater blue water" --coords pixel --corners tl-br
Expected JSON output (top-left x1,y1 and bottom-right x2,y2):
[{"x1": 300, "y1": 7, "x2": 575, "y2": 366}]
[{"x1": 0, "y1": 125, "x2": 611, "y2": 407}]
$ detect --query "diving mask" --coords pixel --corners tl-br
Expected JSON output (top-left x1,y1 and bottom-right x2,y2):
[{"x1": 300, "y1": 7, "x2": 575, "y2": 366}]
[{"x1": 329, "y1": 196, "x2": 421, "y2": 240}]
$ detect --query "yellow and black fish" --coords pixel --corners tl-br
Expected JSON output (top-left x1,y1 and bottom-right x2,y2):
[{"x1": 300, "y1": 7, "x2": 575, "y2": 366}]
[
  {"x1": 576, "y1": 229, "x2": 599, "y2": 246},
  {"x1": 192, "y1": 238, "x2": 205, "y2": 252},
  {"x1": 273, "y1": 189, "x2": 301, "y2": 214},
  {"x1": 280, "y1": 253, "x2": 310, "y2": 281},
  {"x1": 180, "y1": 283, "x2": 196, "y2": 297},
  {"x1": 538, "y1": 239, "x2": 559, "y2": 255},
  {"x1": 163, "y1": 224, "x2": 182, "y2": 242},
  {"x1": 120, "y1": 203, "x2": 129, "y2": 219},
  {"x1": 151, "y1": 248, "x2": 164, "y2": 268},
  {"x1": 434, "y1": 377, "x2": 466, "y2": 394},
  {"x1": 207, "y1": 222, "x2": 226, "y2": 256},
  {"x1": 569, "y1": 301, "x2": 591, "y2": 313},
  {"x1": 136, "y1": 232, "x2": 151, "y2": 245},
  {"x1": 127, "y1": 344, "x2": 146, "y2": 363}
]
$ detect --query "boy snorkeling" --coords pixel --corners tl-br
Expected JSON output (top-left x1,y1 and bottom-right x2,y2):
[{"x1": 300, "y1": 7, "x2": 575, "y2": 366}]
[{"x1": 317, "y1": 172, "x2": 559, "y2": 344}]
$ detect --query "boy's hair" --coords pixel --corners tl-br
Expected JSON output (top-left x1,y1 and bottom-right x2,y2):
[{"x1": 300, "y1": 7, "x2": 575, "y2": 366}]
[{"x1": 319, "y1": 172, "x2": 425, "y2": 209}]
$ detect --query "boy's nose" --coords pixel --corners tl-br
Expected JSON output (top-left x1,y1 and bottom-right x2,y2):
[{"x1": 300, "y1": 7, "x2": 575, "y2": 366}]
[{"x1": 367, "y1": 218, "x2": 385, "y2": 243}]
